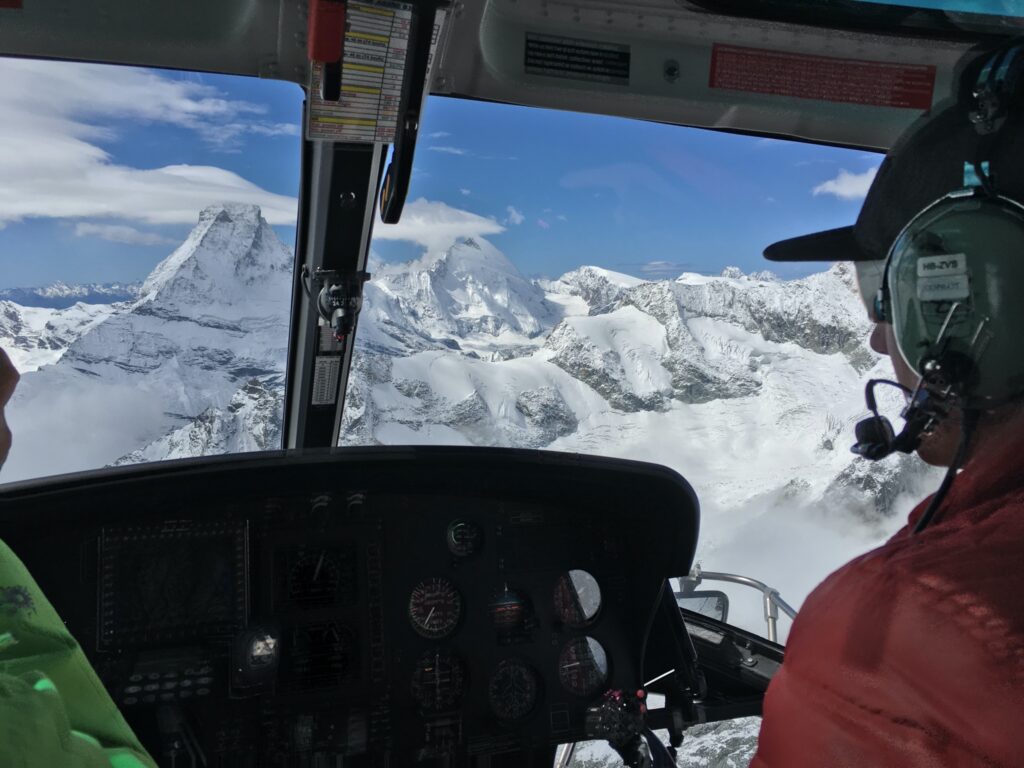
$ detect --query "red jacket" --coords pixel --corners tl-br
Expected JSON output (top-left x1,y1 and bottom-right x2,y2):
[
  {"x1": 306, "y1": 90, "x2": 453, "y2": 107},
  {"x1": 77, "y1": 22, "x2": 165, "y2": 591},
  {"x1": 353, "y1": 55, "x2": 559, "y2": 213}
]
[{"x1": 751, "y1": 434, "x2": 1024, "y2": 767}]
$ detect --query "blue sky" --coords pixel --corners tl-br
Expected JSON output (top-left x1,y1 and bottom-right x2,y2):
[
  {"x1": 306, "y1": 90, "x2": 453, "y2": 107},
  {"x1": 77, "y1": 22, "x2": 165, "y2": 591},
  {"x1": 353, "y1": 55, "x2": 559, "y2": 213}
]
[{"x1": 0, "y1": 60, "x2": 881, "y2": 289}]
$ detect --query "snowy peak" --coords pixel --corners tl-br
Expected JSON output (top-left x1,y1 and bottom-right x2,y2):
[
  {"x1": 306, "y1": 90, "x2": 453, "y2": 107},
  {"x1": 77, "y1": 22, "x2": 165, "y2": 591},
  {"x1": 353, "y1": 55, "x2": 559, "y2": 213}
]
[
  {"x1": 620, "y1": 264, "x2": 873, "y2": 361},
  {"x1": 0, "y1": 282, "x2": 141, "y2": 309},
  {"x1": 365, "y1": 237, "x2": 556, "y2": 353},
  {"x1": 49, "y1": 203, "x2": 293, "y2": 424},
  {"x1": 541, "y1": 266, "x2": 647, "y2": 315},
  {"x1": 0, "y1": 299, "x2": 119, "y2": 372},
  {"x1": 140, "y1": 204, "x2": 291, "y2": 311}
]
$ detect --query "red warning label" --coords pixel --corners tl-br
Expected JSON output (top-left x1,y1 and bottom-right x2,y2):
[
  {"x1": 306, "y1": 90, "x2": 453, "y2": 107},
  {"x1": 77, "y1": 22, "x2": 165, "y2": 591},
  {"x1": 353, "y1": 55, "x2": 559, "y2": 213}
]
[{"x1": 709, "y1": 44, "x2": 936, "y2": 110}]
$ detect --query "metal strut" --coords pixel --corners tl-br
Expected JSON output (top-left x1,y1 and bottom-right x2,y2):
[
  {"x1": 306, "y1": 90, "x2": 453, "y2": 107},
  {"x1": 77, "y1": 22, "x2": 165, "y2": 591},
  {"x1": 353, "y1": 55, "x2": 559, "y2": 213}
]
[
  {"x1": 283, "y1": 139, "x2": 386, "y2": 450},
  {"x1": 283, "y1": 1, "x2": 447, "y2": 450}
]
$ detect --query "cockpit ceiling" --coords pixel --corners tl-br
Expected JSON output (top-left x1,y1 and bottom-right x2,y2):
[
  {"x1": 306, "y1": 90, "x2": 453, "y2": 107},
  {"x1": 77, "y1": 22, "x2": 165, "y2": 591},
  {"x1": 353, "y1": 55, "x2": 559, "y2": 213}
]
[{"x1": 0, "y1": 0, "x2": 987, "y2": 150}]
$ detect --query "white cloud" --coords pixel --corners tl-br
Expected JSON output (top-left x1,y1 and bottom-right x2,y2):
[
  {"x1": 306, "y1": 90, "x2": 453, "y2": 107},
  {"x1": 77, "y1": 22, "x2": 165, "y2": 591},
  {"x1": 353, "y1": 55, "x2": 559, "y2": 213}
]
[
  {"x1": 74, "y1": 222, "x2": 176, "y2": 246},
  {"x1": 556, "y1": 214, "x2": 568, "y2": 222},
  {"x1": 537, "y1": 219, "x2": 550, "y2": 230},
  {"x1": 460, "y1": 188, "x2": 472, "y2": 196},
  {"x1": 812, "y1": 167, "x2": 879, "y2": 201},
  {"x1": 505, "y1": 206, "x2": 525, "y2": 226},
  {"x1": 427, "y1": 131, "x2": 451, "y2": 139},
  {"x1": 372, "y1": 198, "x2": 506, "y2": 252},
  {"x1": 640, "y1": 260, "x2": 688, "y2": 277},
  {"x1": 0, "y1": 59, "x2": 299, "y2": 227},
  {"x1": 428, "y1": 145, "x2": 468, "y2": 155},
  {"x1": 205, "y1": 121, "x2": 300, "y2": 151}
]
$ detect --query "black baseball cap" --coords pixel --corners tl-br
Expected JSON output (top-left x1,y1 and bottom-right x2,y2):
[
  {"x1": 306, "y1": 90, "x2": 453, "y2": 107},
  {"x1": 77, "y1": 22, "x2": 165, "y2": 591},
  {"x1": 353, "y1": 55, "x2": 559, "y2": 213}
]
[{"x1": 763, "y1": 45, "x2": 1024, "y2": 264}]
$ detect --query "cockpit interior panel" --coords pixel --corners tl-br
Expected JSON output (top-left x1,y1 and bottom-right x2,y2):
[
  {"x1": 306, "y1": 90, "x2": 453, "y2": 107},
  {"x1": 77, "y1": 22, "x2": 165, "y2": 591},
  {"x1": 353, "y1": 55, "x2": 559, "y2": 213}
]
[{"x1": 0, "y1": 447, "x2": 699, "y2": 765}]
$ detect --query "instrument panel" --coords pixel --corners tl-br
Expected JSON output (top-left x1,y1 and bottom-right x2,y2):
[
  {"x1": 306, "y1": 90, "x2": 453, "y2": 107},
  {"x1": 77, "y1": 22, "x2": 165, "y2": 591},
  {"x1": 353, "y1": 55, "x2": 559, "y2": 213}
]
[{"x1": 0, "y1": 447, "x2": 699, "y2": 766}]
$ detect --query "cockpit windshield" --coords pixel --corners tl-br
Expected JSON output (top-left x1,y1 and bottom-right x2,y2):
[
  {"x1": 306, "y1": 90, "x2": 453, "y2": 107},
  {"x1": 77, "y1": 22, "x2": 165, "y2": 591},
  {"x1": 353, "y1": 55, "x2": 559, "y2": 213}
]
[{"x1": 0, "y1": 57, "x2": 939, "y2": 647}]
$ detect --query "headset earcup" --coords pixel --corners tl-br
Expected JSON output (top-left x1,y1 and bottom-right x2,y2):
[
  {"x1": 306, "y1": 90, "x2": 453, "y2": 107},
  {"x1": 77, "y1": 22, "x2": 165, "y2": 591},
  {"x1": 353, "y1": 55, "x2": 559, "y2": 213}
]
[{"x1": 887, "y1": 193, "x2": 1024, "y2": 405}]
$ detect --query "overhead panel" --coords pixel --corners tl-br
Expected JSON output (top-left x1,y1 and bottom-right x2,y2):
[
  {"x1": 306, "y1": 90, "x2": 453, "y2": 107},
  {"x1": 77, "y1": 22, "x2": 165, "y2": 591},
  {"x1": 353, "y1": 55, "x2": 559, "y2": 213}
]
[
  {"x1": 0, "y1": 0, "x2": 982, "y2": 149},
  {"x1": 435, "y1": 0, "x2": 973, "y2": 149},
  {"x1": 0, "y1": 0, "x2": 311, "y2": 83}
]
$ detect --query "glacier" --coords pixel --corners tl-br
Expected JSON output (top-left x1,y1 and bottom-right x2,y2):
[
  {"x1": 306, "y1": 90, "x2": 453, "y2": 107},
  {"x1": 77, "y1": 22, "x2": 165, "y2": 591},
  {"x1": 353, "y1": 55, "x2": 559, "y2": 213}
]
[{"x1": 0, "y1": 204, "x2": 944, "y2": 767}]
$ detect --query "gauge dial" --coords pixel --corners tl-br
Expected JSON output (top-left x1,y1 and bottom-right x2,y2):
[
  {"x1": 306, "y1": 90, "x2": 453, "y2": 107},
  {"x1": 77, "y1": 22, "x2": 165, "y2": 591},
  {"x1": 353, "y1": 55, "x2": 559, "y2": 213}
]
[
  {"x1": 488, "y1": 659, "x2": 540, "y2": 721},
  {"x1": 558, "y1": 636, "x2": 609, "y2": 697},
  {"x1": 288, "y1": 551, "x2": 341, "y2": 606},
  {"x1": 446, "y1": 520, "x2": 482, "y2": 558},
  {"x1": 553, "y1": 570, "x2": 602, "y2": 628},
  {"x1": 408, "y1": 578, "x2": 462, "y2": 639},
  {"x1": 490, "y1": 585, "x2": 527, "y2": 630},
  {"x1": 412, "y1": 649, "x2": 465, "y2": 712}
]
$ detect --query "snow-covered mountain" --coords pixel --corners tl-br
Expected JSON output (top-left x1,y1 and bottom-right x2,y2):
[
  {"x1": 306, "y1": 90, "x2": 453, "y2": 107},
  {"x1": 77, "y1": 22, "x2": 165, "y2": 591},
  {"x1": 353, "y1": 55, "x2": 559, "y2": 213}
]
[
  {"x1": 0, "y1": 281, "x2": 141, "y2": 309},
  {"x1": 1, "y1": 298, "x2": 122, "y2": 372},
  {"x1": 3, "y1": 203, "x2": 292, "y2": 479}
]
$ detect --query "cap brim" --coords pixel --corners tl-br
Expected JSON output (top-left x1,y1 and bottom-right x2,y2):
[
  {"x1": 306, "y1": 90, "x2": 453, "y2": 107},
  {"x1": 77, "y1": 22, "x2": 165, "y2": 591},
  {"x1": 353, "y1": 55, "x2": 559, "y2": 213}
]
[{"x1": 763, "y1": 226, "x2": 871, "y2": 262}]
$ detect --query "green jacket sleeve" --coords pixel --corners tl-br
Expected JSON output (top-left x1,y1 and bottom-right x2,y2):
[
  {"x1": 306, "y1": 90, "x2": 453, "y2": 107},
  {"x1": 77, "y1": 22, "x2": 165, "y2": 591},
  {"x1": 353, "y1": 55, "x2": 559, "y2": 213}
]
[{"x1": 0, "y1": 539, "x2": 156, "y2": 768}]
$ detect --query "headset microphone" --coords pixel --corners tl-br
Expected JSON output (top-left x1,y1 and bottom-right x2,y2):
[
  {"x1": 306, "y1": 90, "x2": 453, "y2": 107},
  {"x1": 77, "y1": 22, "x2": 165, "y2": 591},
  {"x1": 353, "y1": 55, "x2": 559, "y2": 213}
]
[{"x1": 851, "y1": 379, "x2": 946, "y2": 461}]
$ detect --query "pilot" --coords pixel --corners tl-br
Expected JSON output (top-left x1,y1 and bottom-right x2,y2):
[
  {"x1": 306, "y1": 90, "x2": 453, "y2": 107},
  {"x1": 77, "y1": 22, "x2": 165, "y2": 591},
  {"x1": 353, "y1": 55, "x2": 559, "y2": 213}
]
[
  {"x1": 755, "y1": 44, "x2": 1024, "y2": 766},
  {"x1": 0, "y1": 347, "x2": 156, "y2": 767}
]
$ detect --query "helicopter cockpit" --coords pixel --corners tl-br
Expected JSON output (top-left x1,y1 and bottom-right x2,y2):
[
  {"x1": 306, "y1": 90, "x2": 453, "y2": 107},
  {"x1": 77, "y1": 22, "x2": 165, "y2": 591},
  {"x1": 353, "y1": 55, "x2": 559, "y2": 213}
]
[{"x1": 0, "y1": 1, "x2": 1016, "y2": 766}]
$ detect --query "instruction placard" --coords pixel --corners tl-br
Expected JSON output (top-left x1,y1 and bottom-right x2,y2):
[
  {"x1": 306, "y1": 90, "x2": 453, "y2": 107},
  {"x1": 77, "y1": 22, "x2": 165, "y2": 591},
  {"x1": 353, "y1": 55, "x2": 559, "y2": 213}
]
[
  {"x1": 308, "y1": 0, "x2": 446, "y2": 142},
  {"x1": 311, "y1": 355, "x2": 342, "y2": 406},
  {"x1": 524, "y1": 33, "x2": 630, "y2": 85}
]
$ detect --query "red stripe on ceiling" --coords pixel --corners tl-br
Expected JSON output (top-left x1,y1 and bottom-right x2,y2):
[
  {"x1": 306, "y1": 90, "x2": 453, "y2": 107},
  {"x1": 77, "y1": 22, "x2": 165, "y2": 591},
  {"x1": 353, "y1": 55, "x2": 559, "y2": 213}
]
[{"x1": 0, "y1": 0, "x2": 23, "y2": 8}]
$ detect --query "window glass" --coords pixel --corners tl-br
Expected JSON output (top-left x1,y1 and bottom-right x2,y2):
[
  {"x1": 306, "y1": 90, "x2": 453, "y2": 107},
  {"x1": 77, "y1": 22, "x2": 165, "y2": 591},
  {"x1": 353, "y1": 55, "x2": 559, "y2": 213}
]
[{"x1": 0, "y1": 58, "x2": 301, "y2": 482}]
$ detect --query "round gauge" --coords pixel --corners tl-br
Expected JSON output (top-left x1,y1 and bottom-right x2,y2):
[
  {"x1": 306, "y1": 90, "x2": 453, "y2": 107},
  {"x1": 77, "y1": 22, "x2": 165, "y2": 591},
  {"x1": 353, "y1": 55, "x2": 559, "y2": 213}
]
[
  {"x1": 411, "y1": 649, "x2": 465, "y2": 712},
  {"x1": 490, "y1": 585, "x2": 527, "y2": 630},
  {"x1": 288, "y1": 551, "x2": 340, "y2": 605},
  {"x1": 558, "y1": 636, "x2": 609, "y2": 698},
  {"x1": 553, "y1": 570, "x2": 602, "y2": 628},
  {"x1": 446, "y1": 520, "x2": 482, "y2": 558},
  {"x1": 408, "y1": 578, "x2": 463, "y2": 639},
  {"x1": 488, "y1": 658, "x2": 540, "y2": 721}
]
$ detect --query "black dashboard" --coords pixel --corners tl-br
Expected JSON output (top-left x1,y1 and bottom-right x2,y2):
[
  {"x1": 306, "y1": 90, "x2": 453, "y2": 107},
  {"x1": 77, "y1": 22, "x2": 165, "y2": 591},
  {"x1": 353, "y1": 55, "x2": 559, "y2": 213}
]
[{"x1": 0, "y1": 447, "x2": 704, "y2": 766}]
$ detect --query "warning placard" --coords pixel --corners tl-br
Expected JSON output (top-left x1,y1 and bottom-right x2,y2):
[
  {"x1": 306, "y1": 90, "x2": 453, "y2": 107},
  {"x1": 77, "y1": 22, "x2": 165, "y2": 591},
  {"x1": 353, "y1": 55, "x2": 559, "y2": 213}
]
[
  {"x1": 709, "y1": 44, "x2": 936, "y2": 110},
  {"x1": 525, "y1": 33, "x2": 630, "y2": 85},
  {"x1": 308, "y1": 0, "x2": 446, "y2": 142}
]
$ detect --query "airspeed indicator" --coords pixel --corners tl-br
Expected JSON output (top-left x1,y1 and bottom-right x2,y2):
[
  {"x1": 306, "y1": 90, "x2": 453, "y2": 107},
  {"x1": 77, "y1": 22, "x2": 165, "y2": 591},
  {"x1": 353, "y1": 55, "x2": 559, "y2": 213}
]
[{"x1": 408, "y1": 577, "x2": 462, "y2": 639}]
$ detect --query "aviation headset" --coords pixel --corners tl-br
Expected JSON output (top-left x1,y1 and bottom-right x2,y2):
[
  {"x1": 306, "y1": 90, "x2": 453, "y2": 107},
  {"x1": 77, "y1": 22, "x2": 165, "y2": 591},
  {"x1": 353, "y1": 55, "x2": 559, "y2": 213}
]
[{"x1": 854, "y1": 43, "x2": 1024, "y2": 476}]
